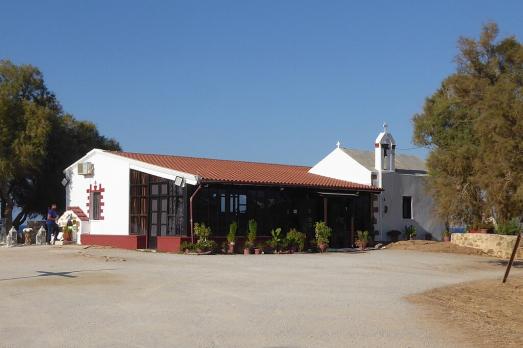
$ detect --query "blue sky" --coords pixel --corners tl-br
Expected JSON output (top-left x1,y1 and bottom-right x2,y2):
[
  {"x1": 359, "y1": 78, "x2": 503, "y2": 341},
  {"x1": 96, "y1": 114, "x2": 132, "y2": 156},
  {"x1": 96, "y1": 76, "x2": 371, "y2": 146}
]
[{"x1": 2, "y1": 0, "x2": 522, "y2": 165}]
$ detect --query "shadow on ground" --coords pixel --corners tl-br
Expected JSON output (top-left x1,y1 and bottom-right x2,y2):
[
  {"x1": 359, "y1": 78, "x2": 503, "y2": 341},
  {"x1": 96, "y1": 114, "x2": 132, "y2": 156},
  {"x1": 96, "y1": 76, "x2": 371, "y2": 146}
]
[{"x1": 0, "y1": 268, "x2": 116, "y2": 282}]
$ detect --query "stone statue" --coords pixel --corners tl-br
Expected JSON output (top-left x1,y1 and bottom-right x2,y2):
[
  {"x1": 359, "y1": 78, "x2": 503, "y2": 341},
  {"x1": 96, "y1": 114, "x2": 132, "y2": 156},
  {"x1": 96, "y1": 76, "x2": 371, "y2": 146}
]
[
  {"x1": 7, "y1": 226, "x2": 17, "y2": 247},
  {"x1": 23, "y1": 227, "x2": 33, "y2": 245},
  {"x1": 36, "y1": 226, "x2": 46, "y2": 245}
]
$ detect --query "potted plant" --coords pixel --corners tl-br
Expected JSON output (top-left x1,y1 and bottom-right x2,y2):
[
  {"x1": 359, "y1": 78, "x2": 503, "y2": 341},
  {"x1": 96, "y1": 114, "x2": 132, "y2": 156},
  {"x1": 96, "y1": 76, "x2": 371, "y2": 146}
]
[
  {"x1": 195, "y1": 239, "x2": 217, "y2": 254},
  {"x1": 442, "y1": 230, "x2": 451, "y2": 242},
  {"x1": 244, "y1": 219, "x2": 257, "y2": 255},
  {"x1": 267, "y1": 227, "x2": 282, "y2": 253},
  {"x1": 63, "y1": 226, "x2": 72, "y2": 242},
  {"x1": 387, "y1": 230, "x2": 401, "y2": 242},
  {"x1": 227, "y1": 221, "x2": 237, "y2": 254},
  {"x1": 180, "y1": 241, "x2": 194, "y2": 254},
  {"x1": 193, "y1": 223, "x2": 215, "y2": 254},
  {"x1": 355, "y1": 230, "x2": 369, "y2": 250},
  {"x1": 405, "y1": 225, "x2": 416, "y2": 240},
  {"x1": 286, "y1": 228, "x2": 306, "y2": 253},
  {"x1": 254, "y1": 243, "x2": 264, "y2": 255},
  {"x1": 478, "y1": 222, "x2": 493, "y2": 234},
  {"x1": 315, "y1": 221, "x2": 332, "y2": 253}
]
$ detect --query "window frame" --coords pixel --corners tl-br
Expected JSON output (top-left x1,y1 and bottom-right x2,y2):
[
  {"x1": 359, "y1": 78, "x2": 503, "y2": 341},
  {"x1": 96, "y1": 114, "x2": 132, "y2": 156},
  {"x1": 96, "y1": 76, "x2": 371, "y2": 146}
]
[{"x1": 90, "y1": 191, "x2": 102, "y2": 220}]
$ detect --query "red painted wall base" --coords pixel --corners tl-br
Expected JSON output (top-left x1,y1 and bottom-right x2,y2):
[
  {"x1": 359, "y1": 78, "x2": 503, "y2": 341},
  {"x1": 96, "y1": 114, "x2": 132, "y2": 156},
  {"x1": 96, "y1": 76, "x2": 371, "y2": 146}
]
[
  {"x1": 81, "y1": 234, "x2": 146, "y2": 250},
  {"x1": 157, "y1": 236, "x2": 191, "y2": 253}
]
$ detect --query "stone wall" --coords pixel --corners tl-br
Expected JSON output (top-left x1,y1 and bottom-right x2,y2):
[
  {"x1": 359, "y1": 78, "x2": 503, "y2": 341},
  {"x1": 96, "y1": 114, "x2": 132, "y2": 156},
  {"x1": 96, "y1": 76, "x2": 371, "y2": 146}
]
[{"x1": 451, "y1": 233, "x2": 523, "y2": 259}]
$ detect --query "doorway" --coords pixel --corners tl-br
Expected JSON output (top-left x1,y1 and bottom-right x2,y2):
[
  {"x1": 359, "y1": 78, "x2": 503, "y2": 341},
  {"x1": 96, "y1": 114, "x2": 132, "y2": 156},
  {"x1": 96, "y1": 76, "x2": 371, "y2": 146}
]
[
  {"x1": 148, "y1": 182, "x2": 169, "y2": 249},
  {"x1": 327, "y1": 197, "x2": 355, "y2": 248}
]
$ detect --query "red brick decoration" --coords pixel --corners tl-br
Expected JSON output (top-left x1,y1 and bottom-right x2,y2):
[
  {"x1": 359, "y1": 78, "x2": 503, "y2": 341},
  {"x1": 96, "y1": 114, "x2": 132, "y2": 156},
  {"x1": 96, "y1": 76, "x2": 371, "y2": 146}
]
[{"x1": 86, "y1": 183, "x2": 105, "y2": 220}]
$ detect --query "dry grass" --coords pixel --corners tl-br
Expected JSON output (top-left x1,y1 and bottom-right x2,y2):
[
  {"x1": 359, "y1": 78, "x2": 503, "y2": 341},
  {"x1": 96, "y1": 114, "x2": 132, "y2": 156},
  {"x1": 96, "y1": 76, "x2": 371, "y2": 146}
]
[
  {"x1": 386, "y1": 240, "x2": 487, "y2": 256},
  {"x1": 408, "y1": 276, "x2": 523, "y2": 348}
]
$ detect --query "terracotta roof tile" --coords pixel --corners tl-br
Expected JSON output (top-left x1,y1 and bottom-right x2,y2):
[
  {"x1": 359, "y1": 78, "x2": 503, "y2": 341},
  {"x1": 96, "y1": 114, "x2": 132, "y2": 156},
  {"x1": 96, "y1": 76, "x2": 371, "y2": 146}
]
[
  {"x1": 111, "y1": 151, "x2": 380, "y2": 192},
  {"x1": 67, "y1": 206, "x2": 89, "y2": 221}
]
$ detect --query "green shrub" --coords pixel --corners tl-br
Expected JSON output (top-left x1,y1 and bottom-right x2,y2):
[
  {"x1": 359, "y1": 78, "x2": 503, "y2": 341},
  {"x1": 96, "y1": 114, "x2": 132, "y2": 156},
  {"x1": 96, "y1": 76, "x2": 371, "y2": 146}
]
[
  {"x1": 195, "y1": 239, "x2": 217, "y2": 252},
  {"x1": 180, "y1": 241, "x2": 196, "y2": 253},
  {"x1": 356, "y1": 230, "x2": 369, "y2": 243},
  {"x1": 267, "y1": 227, "x2": 283, "y2": 250},
  {"x1": 245, "y1": 219, "x2": 257, "y2": 248},
  {"x1": 194, "y1": 223, "x2": 211, "y2": 240},
  {"x1": 404, "y1": 225, "x2": 416, "y2": 239},
  {"x1": 496, "y1": 219, "x2": 521, "y2": 235},
  {"x1": 192, "y1": 222, "x2": 216, "y2": 253},
  {"x1": 315, "y1": 221, "x2": 332, "y2": 246},
  {"x1": 227, "y1": 221, "x2": 237, "y2": 244},
  {"x1": 286, "y1": 228, "x2": 306, "y2": 251}
]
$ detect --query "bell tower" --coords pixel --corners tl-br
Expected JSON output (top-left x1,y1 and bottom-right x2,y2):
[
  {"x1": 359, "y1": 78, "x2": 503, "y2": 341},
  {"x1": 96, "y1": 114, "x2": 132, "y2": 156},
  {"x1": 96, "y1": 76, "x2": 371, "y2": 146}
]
[{"x1": 374, "y1": 123, "x2": 396, "y2": 172}]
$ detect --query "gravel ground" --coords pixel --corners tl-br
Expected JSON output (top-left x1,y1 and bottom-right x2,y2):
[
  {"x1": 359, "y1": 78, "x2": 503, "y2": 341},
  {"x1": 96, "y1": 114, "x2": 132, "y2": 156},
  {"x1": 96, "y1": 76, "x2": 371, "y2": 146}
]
[{"x1": 0, "y1": 245, "x2": 518, "y2": 348}]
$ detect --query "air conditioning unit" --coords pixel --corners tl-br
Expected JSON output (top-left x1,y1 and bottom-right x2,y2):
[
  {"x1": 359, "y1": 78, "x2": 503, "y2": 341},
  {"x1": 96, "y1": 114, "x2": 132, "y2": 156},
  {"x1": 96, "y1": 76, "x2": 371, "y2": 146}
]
[{"x1": 77, "y1": 162, "x2": 94, "y2": 175}]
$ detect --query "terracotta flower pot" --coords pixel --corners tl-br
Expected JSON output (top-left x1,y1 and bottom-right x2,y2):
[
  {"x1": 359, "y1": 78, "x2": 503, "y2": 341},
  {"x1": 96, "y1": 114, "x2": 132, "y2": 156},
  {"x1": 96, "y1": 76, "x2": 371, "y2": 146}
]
[
  {"x1": 254, "y1": 248, "x2": 261, "y2": 255},
  {"x1": 358, "y1": 242, "x2": 367, "y2": 251},
  {"x1": 318, "y1": 243, "x2": 327, "y2": 253},
  {"x1": 443, "y1": 235, "x2": 450, "y2": 242},
  {"x1": 228, "y1": 243, "x2": 235, "y2": 254},
  {"x1": 244, "y1": 248, "x2": 250, "y2": 255}
]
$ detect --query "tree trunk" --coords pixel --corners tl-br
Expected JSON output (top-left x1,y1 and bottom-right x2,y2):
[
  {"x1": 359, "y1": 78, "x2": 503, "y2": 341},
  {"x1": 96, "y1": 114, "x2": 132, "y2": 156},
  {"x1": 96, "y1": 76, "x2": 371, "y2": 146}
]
[{"x1": 3, "y1": 198, "x2": 13, "y2": 232}]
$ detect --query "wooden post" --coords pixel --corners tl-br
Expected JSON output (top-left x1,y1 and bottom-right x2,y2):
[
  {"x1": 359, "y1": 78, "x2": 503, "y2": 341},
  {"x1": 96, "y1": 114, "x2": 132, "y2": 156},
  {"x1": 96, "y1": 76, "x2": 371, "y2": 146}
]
[
  {"x1": 323, "y1": 197, "x2": 328, "y2": 224},
  {"x1": 189, "y1": 184, "x2": 203, "y2": 243},
  {"x1": 350, "y1": 199, "x2": 355, "y2": 247},
  {"x1": 503, "y1": 231, "x2": 522, "y2": 283}
]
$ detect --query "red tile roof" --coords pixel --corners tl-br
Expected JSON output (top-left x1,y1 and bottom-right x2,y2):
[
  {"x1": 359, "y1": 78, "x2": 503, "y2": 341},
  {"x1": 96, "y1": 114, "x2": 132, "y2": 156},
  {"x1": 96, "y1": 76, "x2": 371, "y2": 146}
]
[
  {"x1": 67, "y1": 206, "x2": 89, "y2": 221},
  {"x1": 111, "y1": 151, "x2": 380, "y2": 191}
]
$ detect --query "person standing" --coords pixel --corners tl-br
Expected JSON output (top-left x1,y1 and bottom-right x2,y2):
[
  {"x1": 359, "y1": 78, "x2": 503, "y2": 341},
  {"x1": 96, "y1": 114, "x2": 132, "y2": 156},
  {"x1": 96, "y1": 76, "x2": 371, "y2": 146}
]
[{"x1": 46, "y1": 203, "x2": 59, "y2": 244}]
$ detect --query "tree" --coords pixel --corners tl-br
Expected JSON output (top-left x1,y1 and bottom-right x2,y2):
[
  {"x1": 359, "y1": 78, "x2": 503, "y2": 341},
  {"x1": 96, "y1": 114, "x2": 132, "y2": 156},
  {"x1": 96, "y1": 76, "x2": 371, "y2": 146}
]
[
  {"x1": 413, "y1": 23, "x2": 523, "y2": 226},
  {"x1": 0, "y1": 60, "x2": 57, "y2": 231},
  {"x1": 0, "y1": 60, "x2": 120, "y2": 230},
  {"x1": 11, "y1": 114, "x2": 120, "y2": 227}
]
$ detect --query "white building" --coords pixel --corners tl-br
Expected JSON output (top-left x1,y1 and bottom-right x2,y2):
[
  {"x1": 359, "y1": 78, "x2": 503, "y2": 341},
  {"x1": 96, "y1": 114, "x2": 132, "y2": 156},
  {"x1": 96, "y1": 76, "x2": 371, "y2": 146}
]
[
  {"x1": 63, "y1": 124, "x2": 444, "y2": 250},
  {"x1": 310, "y1": 124, "x2": 445, "y2": 240}
]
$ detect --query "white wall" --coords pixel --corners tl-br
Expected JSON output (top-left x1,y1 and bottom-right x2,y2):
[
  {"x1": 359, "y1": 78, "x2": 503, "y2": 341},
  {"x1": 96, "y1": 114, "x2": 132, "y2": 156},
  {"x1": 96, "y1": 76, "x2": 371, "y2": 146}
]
[
  {"x1": 65, "y1": 151, "x2": 130, "y2": 236},
  {"x1": 376, "y1": 172, "x2": 445, "y2": 240},
  {"x1": 309, "y1": 148, "x2": 372, "y2": 185}
]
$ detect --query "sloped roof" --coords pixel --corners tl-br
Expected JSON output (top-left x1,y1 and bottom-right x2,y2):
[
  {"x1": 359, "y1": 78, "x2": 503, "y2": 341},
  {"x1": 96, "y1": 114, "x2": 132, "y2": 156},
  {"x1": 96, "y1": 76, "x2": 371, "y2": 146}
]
[
  {"x1": 67, "y1": 206, "x2": 89, "y2": 221},
  {"x1": 340, "y1": 148, "x2": 427, "y2": 173},
  {"x1": 110, "y1": 151, "x2": 381, "y2": 191}
]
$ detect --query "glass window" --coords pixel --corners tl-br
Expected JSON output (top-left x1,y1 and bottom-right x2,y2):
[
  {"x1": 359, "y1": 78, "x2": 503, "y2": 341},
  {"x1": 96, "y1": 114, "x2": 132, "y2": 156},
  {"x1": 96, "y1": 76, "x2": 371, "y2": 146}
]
[
  {"x1": 91, "y1": 192, "x2": 102, "y2": 220},
  {"x1": 151, "y1": 184, "x2": 159, "y2": 195},
  {"x1": 220, "y1": 194, "x2": 227, "y2": 213},
  {"x1": 239, "y1": 194, "x2": 247, "y2": 214},
  {"x1": 402, "y1": 196, "x2": 412, "y2": 219}
]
